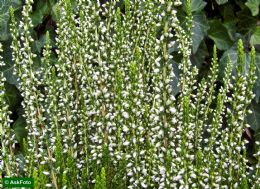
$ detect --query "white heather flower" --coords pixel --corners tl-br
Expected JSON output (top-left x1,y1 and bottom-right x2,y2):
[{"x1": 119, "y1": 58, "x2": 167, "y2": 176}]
[
  {"x1": 174, "y1": 175, "x2": 182, "y2": 181},
  {"x1": 101, "y1": 26, "x2": 107, "y2": 34},
  {"x1": 172, "y1": 117, "x2": 177, "y2": 124},
  {"x1": 176, "y1": 147, "x2": 181, "y2": 152},
  {"x1": 46, "y1": 184, "x2": 52, "y2": 188},
  {"x1": 43, "y1": 171, "x2": 50, "y2": 176},
  {"x1": 3, "y1": 1, "x2": 256, "y2": 188},
  {"x1": 142, "y1": 168, "x2": 147, "y2": 176},
  {"x1": 127, "y1": 162, "x2": 133, "y2": 168},
  {"x1": 154, "y1": 68, "x2": 160, "y2": 73},
  {"x1": 123, "y1": 141, "x2": 130, "y2": 146},
  {"x1": 141, "y1": 182, "x2": 147, "y2": 188},
  {"x1": 127, "y1": 171, "x2": 133, "y2": 176},
  {"x1": 122, "y1": 112, "x2": 129, "y2": 119},
  {"x1": 123, "y1": 125, "x2": 129, "y2": 132},
  {"x1": 159, "y1": 0, "x2": 165, "y2": 4},
  {"x1": 159, "y1": 166, "x2": 166, "y2": 175},
  {"x1": 169, "y1": 107, "x2": 177, "y2": 114}
]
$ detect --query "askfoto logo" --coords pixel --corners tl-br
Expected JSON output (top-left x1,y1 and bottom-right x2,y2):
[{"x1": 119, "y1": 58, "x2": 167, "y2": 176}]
[{"x1": 2, "y1": 178, "x2": 34, "y2": 188}]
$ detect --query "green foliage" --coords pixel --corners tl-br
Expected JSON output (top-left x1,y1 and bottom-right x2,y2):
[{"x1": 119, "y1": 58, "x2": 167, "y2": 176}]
[
  {"x1": 208, "y1": 19, "x2": 233, "y2": 50},
  {"x1": 0, "y1": 0, "x2": 259, "y2": 188},
  {"x1": 12, "y1": 116, "x2": 27, "y2": 144},
  {"x1": 183, "y1": 0, "x2": 206, "y2": 13},
  {"x1": 0, "y1": 0, "x2": 21, "y2": 40},
  {"x1": 0, "y1": 5, "x2": 20, "y2": 86},
  {"x1": 248, "y1": 101, "x2": 260, "y2": 132},
  {"x1": 0, "y1": 39, "x2": 18, "y2": 86},
  {"x1": 4, "y1": 82, "x2": 21, "y2": 108},
  {"x1": 216, "y1": 0, "x2": 229, "y2": 5},
  {"x1": 177, "y1": 0, "x2": 260, "y2": 153},
  {"x1": 31, "y1": 0, "x2": 50, "y2": 26},
  {"x1": 245, "y1": 0, "x2": 260, "y2": 16},
  {"x1": 177, "y1": 0, "x2": 260, "y2": 101},
  {"x1": 250, "y1": 26, "x2": 260, "y2": 46},
  {"x1": 94, "y1": 168, "x2": 107, "y2": 189},
  {"x1": 191, "y1": 12, "x2": 209, "y2": 53}
]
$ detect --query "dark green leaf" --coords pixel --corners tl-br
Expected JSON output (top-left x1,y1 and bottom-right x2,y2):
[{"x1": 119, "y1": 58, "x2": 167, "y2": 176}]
[
  {"x1": 0, "y1": 39, "x2": 19, "y2": 86},
  {"x1": 223, "y1": 5, "x2": 238, "y2": 41},
  {"x1": 192, "y1": 12, "x2": 209, "y2": 53},
  {"x1": 0, "y1": 0, "x2": 21, "y2": 40},
  {"x1": 13, "y1": 116, "x2": 27, "y2": 144},
  {"x1": 170, "y1": 60, "x2": 180, "y2": 96},
  {"x1": 223, "y1": 3, "x2": 236, "y2": 20},
  {"x1": 182, "y1": 0, "x2": 207, "y2": 13},
  {"x1": 190, "y1": 41, "x2": 209, "y2": 69},
  {"x1": 32, "y1": 35, "x2": 46, "y2": 53},
  {"x1": 245, "y1": 0, "x2": 260, "y2": 16},
  {"x1": 168, "y1": 41, "x2": 179, "y2": 54},
  {"x1": 0, "y1": 14, "x2": 9, "y2": 40},
  {"x1": 4, "y1": 82, "x2": 22, "y2": 109},
  {"x1": 178, "y1": 9, "x2": 209, "y2": 54},
  {"x1": 247, "y1": 101, "x2": 260, "y2": 131},
  {"x1": 254, "y1": 54, "x2": 260, "y2": 102},
  {"x1": 219, "y1": 46, "x2": 248, "y2": 78},
  {"x1": 223, "y1": 21, "x2": 237, "y2": 41},
  {"x1": 32, "y1": 28, "x2": 56, "y2": 53},
  {"x1": 216, "y1": 0, "x2": 228, "y2": 5},
  {"x1": 237, "y1": 9, "x2": 257, "y2": 34},
  {"x1": 218, "y1": 49, "x2": 233, "y2": 77},
  {"x1": 250, "y1": 26, "x2": 260, "y2": 46},
  {"x1": 255, "y1": 86, "x2": 260, "y2": 103},
  {"x1": 220, "y1": 47, "x2": 260, "y2": 102},
  {"x1": 31, "y1": 0, "x2": 50, "y2": 26},
  {"x1": 208, "y1": 20, "x2": 234, "y2": 50}
]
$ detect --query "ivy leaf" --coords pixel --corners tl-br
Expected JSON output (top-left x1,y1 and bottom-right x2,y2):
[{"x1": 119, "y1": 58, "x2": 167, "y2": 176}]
[
  {"x1": 237, "y1": 9, "x2": 257, "y2": 34},
  {"x1": 247, "y1": 101, "x2": 260, "y2": 132},
  {"x1": 0, "y1": 39, "x2": 19, "y2": 86},
  {"x1": 13, "y1": 116, "x2": 27, "y2": 144},
  {"x1": 208, "y1": 20, "x2": 234, "y2": 50},
  {"x1": 219, "y1": 47, "x2": 252, "y2": 78},
  {"x1": 255, "y1": 87, "x2": 260, "y2": 103},
  {"x1": 220, "y1": 47, "x2": 260, "y2": 102},
  {"x1": 178, "y1": 10, "x2": 209, "y2": 54},
  {"x1": 245, "y1": 0, "x2": 260, "y2": 16},
  {"x1": 4, "y1": 82, "x2": 22, "y2": 109},
  {"x1": 0, "y1": 1, "x2": 21, "y2": 86},
  {"x1": 250, "y1": 26, "x2": 260, "y2": 46},
  {"x1": 0, "y1": 14, "x2": 9, "y2": 40},
  {"x1": 192, "y1": 12, "x2": 209, "y2": 53},
  {"x1": 216, "y1": 0, "x2": 228, "y2": 5},
  {"x1": 191, "y1": 41, "x2": 209, "y2": 69},
  {"x1": 0, "y1": 0, "x2": 21, "y2": 40},
  {"x1": 31, "y1": 0, "x2": 49, "y2": 26},
  {"x1": 170, "y1": 60, "x2": 180, "y2": 96},
  {"x1": 168, "y1": 41, "x2": 179, "y2": 54},
  {"x1": 219, "y1": 47, "x2": 238, "y2": 79},
  {"x1": 32, "y1": 28, "x2": 56, "y2": 53},
  {"x1": 223, "y1": 5, "x2": 238, "y2": 41},
  {"x1": 254, "y1": 55, "x2": 260, "y2": 102},
  {"x1": 182, "y1": 0, "x2": 207, "y2": 13}
]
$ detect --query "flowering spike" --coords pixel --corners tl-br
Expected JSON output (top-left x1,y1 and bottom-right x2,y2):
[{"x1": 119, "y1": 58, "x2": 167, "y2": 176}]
[
  {"x1": 1, "y1": 1, "x2": 257, "y2": 188},
  {"x1": 237, "y1": 39, "x2": 244, "y2": 75}
]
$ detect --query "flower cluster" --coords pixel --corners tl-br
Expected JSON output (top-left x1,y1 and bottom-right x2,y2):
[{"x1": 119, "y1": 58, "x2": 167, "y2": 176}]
[{"x1": 1, "y1": 0, "x2": 259, "y2": 188}]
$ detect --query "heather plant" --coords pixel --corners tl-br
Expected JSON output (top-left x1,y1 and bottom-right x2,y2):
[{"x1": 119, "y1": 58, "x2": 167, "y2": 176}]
[{"x1": 0, "y1": 0, "x2": 259, "y2": 189}]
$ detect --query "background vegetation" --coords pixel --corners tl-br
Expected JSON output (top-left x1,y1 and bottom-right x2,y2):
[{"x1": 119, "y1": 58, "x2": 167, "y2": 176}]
[{"x1": 0, "y1": 0, "x2": 259, "y2": 175}]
